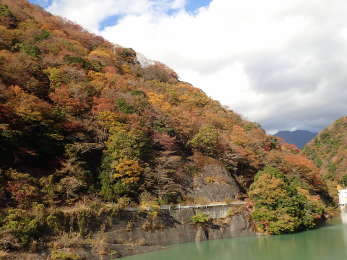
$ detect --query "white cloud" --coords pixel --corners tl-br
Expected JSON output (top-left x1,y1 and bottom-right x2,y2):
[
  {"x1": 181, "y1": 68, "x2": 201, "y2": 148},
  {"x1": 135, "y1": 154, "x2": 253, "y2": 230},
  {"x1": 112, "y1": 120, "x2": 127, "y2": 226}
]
[
  {"x1": 170, "y1": 0, "x2": 186, "y2": 9},
  {"x1": 46, "y1": 0, "x2": 347, "y2": 132},
  {"x1": 47, "y1": 0, "x2": 183, "y2": 32}
]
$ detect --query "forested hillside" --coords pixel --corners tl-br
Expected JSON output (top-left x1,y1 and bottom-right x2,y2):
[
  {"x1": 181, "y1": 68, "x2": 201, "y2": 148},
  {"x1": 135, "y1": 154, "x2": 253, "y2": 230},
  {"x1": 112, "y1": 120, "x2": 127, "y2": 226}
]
[
  {"x1": 0, "y1": 0, "x2": 333, "y2": 256},
  {"x1": 304, "y1": 116, "x2": 347, "y2": 200}
]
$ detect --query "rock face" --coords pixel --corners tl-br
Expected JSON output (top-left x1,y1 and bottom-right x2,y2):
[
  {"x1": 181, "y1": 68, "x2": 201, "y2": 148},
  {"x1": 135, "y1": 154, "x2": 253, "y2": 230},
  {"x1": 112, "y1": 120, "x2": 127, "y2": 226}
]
[
  {"x1": 104, "y1": 205, "x2": 252, "y2": 258},
  {"x1": 190, "y1": 154, "x2": 240, "y2": 203},
  {"x1": 103, "y1": 213, "x2": 253, "y2": 258},
  {"x1": 7, "y1": 207, "x2": 254, "y2": 260}
]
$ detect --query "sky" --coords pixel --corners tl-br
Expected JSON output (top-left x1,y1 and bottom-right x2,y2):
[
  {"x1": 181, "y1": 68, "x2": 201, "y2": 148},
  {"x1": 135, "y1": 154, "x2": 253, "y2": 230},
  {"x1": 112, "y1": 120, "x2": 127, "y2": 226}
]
[{"x1": 28, "y1": 0, "x2": 347, "y2": 133}]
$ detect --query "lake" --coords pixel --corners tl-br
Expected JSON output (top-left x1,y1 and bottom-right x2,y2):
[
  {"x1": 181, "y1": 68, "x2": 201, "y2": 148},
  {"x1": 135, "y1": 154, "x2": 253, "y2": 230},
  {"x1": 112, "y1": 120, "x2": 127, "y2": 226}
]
[{"x1": 122, "y1": 210, "x2": 347, "y2": 260}]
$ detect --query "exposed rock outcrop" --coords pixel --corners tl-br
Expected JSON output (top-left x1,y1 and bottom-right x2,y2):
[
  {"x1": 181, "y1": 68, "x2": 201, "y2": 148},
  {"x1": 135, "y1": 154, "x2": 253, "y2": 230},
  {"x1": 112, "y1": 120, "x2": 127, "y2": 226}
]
[{"x1": 190, "y1": 154, "x2": 240, "y2": 203}]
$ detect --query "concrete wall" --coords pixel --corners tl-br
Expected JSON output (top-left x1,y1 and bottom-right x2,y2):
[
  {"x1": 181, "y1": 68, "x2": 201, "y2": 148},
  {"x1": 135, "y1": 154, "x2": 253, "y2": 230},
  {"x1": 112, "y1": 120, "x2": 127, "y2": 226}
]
[
  {"x1": 14, "y1": 204, "x2": 254, "y2": 260},
  {"x1": 98, "y1": 203, "x2": 255, "y2": 259}
]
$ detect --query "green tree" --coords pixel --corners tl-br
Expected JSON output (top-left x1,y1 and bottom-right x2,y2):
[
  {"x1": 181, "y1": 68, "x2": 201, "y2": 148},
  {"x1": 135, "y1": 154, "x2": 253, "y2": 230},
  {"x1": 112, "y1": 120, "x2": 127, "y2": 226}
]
[
  {"x1": 189, "y1": 125, "x2": 219, "y2": 155},
  {"x1": 100, "y1": 125, "x2": 151, "y2": 201},
  {"x1": 340, "y1": 175, "x2": 347, "y2": 187},
  {"x1": 249, "y1": 167, "x2": 324, "y2": 234}
]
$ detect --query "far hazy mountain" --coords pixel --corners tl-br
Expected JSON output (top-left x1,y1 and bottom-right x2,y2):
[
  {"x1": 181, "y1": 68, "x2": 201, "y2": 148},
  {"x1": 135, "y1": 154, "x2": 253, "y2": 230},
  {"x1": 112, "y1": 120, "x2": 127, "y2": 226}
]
[{"x1": 274, "y1": 130, "x2": 317, "y2": 148}]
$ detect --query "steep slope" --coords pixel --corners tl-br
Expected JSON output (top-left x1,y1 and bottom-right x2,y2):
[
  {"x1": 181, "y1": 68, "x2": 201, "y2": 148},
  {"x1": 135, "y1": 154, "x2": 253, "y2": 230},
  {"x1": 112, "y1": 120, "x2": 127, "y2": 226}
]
[
  {"x1": 275, "y1": 130, "x2": 317, "y2": 149},
  {"x1": 304, "y1": 116, "x2": 347, "y2": 199},
  {"x1": 0, "y1": 0, "x2": 332, "y2": 257}
]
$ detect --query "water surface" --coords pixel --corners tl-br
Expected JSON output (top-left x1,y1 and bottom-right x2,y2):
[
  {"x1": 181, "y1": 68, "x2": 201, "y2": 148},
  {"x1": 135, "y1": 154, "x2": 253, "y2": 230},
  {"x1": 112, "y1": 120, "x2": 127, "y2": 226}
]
[{"x1": 123, "y1": 214, "x2": 347, "y2": 260}]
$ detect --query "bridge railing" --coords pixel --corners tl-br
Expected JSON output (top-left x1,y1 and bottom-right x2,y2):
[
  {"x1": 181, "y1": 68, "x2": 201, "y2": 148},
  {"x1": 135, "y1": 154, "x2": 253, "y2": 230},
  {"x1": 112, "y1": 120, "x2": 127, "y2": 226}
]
[{"x1": 124, "y1": 201, "x2": 246, "y2": 212}]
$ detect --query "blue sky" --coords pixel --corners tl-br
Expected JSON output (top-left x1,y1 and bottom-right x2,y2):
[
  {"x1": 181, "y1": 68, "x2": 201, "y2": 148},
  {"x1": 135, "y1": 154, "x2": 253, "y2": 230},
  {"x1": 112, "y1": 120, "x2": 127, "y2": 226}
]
[
  {"x1": 29, "y1": 0, "x2": 212, "y2": 30},
  {"x1": 30, "y1": 0, "x2": 212, "y2": 10},
  {"x1": 100, "y1": 0, "x2": 212, "y2": 29},
  {"x1": 99, "y1": 0, "x2": 212, "y2": 30},
  {"x1": 186, "y1": 0, "x2": 212, "y2": 13},
  {"x1": 29, "y1": 0, "x2": 51, "y2": 8},
  {"x1": 99, "y1": 14, "x2": 123, "y2": 30}
]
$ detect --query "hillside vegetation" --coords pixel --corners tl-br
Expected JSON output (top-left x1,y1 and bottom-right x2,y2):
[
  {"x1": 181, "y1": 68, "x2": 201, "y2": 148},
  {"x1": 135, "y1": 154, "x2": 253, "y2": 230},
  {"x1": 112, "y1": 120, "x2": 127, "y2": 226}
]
[
  {"x1": 0, "y1": 0, "x2": 332, "y2": 256},
  {"x1": 304, "y1": 116, "x2": 347, "y2": 200}
]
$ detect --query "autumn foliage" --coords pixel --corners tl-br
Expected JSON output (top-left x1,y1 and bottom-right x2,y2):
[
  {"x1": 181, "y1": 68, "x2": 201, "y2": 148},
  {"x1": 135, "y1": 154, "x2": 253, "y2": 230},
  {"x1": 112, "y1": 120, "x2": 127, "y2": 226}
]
[
  {"x1": 304, "y1": 116, "x2": 347, "y2": 200},
  {"x1": 249, "y1": 167, "x2": 325, "y2": 234},
  {"x1": 0, "y1": 0, "x2": 332, "y2": 252}
]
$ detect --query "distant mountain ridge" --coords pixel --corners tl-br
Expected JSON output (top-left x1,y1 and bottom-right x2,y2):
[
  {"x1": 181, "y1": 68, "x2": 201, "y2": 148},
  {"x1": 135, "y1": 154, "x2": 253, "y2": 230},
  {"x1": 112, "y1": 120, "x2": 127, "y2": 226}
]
[{"x1": 274, "y1": 130, "x2": 317, "y2": 148}]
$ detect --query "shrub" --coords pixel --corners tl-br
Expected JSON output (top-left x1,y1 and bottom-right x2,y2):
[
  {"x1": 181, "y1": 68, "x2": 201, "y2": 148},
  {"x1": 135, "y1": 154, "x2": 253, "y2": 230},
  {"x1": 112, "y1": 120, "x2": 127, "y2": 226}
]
[
  {"x1": 63, "y1": 55, "x2": 93, "y2": 70},
  {"x1": 189, "y1": 125, "x2": 219, "y2": 155},
  {"x1": 51, "y1": 250, "x2": 84, "y2": 260},
  {"x1": 0, "y1": 4, "x2": 16, "y2": 26},
  {"x1": 116, "y1": 98, "x2": 134, "y2": 114},
  {"x1": 13, "y1": 43, "x2": 41, "y2": 57},
  {"x1": 0, "y1": 129, "x2": 21, "y2": 166},
  {"x1": 34, "y1": 29, "x2": 50, "y2": 42},
  {"x1": 44, "y1": 67, "x2": 66, "y2": 88},
  {"x1": 191, "y1": 213, "x2": 210, "y2": 224},
  {"x1": 314, "y1": 158, "x2": 323, "y2": 168},
  {"x1": 328, "y1": 162, "x2": 336, "y2": 174},
  {"x1": 143, "y1": 63, "x2": 178, "y2": 83},
  {"x1": 130, "y1": 90, "x2": 146, "y2": 96},
  {"x1": 139, "y1": 192, "x2": 160, "y2": 211},
  {"x1": 117, "y1": 48, "x2": 137, "y2": 64},
  {"x1": 46, "y1": 214, "x2": 64, "y2": 234},
  {"x1": 340, "y1": 175, "x2": 347, "y2": 187},
  {"x1": 1, "y1": 209, "x2": 42, "y2": 248},
  {"x1": 0, "y1": 4, "x2": 11, "y2": 17},
  {"x1": 112, "y1": 158, "x2": 143, "y2": 185},
  {"x1": 104, "y1": 126, "x2": 151, "y2": 162},
  {"x1": 55, "y1": 143, "x2": 97, "y2": 198},
  {"x1": 249, "y1": 167, "x2": 324, "y2": 234},
  {"x1": 4, "y1": 169, "x2": 40, "y2": 207},
  {"x1": 100, "y1": 125, "x2": 151, "y2": 200}
]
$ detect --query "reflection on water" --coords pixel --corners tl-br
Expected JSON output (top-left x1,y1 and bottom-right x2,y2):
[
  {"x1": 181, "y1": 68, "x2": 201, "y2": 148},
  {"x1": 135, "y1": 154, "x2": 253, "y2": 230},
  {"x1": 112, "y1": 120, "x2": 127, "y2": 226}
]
[
  {"x1": 123, "y1": 212, "x2": 347, "y2": 260},
  {"x1": 341, "y1": 205, "x2": 347, "y2": 224},
  {"x1": 340, "y1": 205, "x2": 347, "y2": 256}
]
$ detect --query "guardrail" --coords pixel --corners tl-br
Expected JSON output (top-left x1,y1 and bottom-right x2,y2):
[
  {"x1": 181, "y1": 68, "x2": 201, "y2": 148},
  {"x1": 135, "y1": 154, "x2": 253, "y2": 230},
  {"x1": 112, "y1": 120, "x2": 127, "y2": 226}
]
[{"x1": 124, "y1": 201, "x2": 246, "y2": 212}]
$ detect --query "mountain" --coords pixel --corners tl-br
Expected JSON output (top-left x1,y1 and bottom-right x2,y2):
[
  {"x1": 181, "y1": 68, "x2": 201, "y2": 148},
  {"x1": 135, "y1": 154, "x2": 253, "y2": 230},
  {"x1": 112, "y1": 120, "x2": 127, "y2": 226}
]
[
  {"x1": 0, "y1": 0, "x2": 332, "y2": 258},
  {"x1": 304, "y1": 117, "x2": 347, "y2": 200},
  {"x1": 274, "y1": 130, "x2": 317, "y2": 148}
]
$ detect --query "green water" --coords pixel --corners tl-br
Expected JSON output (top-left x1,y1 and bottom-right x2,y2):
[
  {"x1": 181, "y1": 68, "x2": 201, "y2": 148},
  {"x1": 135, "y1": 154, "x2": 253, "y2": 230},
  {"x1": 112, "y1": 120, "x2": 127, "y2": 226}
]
[{"x1": 123, "y1": 216, "x2": 347, "y2": 260}]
